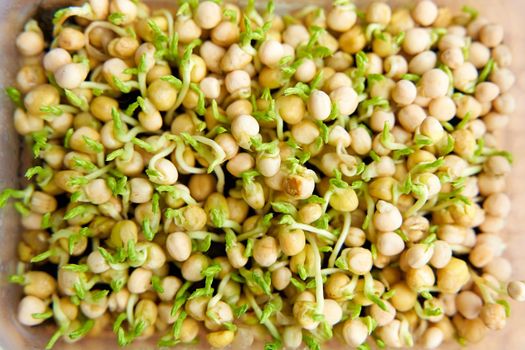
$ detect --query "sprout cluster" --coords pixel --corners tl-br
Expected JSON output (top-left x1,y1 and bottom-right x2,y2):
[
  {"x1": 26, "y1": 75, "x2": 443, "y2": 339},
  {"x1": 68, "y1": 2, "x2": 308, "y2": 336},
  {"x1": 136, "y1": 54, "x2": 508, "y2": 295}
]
[{"x1": 2, "y1": 0, "x2": 523, "y2": 349}]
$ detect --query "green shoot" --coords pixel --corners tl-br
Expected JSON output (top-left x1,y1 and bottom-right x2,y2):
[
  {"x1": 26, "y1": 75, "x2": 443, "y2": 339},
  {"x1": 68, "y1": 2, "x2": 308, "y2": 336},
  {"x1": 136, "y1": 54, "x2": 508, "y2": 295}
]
[{"x1": 5, "y1": 87, "x2": 23, "y2": 108}]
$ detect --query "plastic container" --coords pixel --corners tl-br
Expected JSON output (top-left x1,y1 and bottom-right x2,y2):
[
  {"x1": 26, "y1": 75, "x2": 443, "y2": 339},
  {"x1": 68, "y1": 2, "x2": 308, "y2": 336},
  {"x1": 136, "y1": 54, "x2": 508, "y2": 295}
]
[{"x1": 1, "y1": 0, "x2": 525, "y2": 349}]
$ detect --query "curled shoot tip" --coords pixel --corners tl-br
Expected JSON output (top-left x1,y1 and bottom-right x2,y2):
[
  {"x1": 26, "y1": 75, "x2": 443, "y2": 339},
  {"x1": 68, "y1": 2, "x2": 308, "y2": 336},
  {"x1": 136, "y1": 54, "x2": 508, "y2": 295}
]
[
  {"x1": 462, "y1": 5, "x2": 479, "y2": 20},
  {"x1": 329, "y1": 169, "x2": 349, "y2": 189}
]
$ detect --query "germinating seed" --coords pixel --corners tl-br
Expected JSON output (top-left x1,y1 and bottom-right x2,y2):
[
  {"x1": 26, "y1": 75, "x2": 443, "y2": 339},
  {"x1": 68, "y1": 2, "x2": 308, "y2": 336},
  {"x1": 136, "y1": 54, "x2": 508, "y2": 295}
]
[{"x1": 1, "y1": 0, "x2": 523, "y2": 349}]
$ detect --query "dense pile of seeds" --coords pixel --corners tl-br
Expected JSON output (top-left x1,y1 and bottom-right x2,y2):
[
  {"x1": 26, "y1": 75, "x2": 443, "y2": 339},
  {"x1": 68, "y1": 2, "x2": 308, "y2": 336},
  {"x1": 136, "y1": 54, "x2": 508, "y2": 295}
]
[{"x1": 2, "y1": 0, "x2": 524, "y2": 349}]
